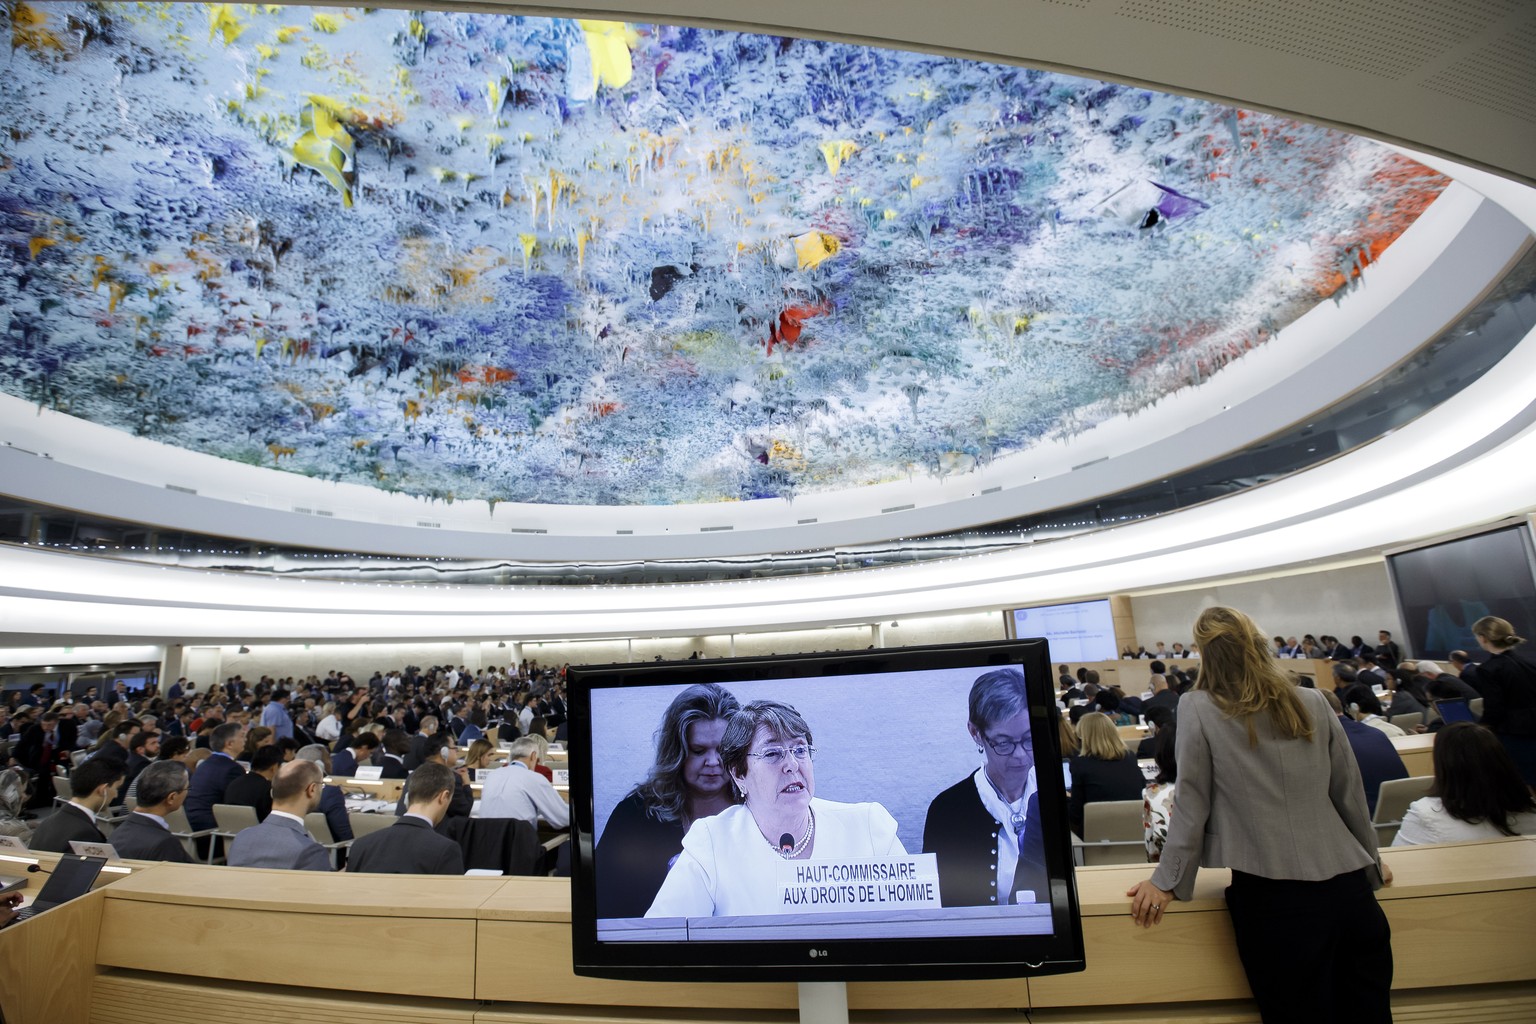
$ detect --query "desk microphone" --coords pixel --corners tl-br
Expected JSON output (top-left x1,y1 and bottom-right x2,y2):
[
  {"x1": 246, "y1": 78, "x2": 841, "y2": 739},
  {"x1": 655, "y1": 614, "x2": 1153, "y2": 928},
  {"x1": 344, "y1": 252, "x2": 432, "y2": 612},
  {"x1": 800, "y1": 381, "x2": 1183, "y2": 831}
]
[
  {"x1": 26, "y1": 863, "x2": 49, "y2": 875},
  {"x1": 778, "y1": 833, "x2": 794, "y2": 855}
]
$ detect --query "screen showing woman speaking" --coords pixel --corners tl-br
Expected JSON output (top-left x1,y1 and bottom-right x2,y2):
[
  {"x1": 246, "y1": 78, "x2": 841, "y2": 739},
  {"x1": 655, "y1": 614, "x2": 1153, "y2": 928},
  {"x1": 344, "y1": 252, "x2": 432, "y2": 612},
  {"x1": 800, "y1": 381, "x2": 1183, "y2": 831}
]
[{"x1": 587, "y1": 663, "x2": 1057, "y2": 943}]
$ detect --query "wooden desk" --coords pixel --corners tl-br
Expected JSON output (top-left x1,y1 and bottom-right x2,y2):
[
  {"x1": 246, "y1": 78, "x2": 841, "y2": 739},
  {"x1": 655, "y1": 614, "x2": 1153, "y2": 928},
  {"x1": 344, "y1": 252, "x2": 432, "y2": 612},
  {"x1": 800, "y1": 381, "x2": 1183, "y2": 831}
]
[
  {"x1": 3, "y1": 839, "x2": 1532, "y2": 1024},
  {"x1": 1392, "y1": 733, "x2": 1436, "y2": 777},
  {"x1": 326, "y1": 775, "x2": 406, "y2": 802}
]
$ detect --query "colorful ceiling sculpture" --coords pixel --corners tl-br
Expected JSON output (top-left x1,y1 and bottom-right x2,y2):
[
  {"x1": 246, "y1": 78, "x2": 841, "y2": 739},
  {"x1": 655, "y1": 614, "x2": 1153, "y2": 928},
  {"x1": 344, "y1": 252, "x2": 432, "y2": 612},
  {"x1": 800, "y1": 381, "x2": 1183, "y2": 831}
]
[{"x1": 0, "y1": 4, "x2": 1447, "y2": 507}]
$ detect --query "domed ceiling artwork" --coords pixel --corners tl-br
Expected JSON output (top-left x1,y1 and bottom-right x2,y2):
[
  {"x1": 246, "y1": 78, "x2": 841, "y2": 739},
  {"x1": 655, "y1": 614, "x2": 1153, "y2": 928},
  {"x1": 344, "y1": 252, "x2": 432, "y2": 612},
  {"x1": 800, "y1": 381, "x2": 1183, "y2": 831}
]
[{"x1": 1, "y1": 3, "x2": 1447, "y2": 508}]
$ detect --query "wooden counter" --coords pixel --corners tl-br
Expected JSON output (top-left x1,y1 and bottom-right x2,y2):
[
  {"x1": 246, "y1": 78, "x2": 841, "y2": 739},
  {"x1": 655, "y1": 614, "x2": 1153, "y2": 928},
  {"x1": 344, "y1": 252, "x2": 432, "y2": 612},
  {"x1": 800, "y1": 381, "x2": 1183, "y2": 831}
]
[
  {"x1": 1, "y1": 839, "x2": 1532, "y2": 1024},
  {"x1": 1392, "y1": 732, "x2": 1436, "y2": 777}
]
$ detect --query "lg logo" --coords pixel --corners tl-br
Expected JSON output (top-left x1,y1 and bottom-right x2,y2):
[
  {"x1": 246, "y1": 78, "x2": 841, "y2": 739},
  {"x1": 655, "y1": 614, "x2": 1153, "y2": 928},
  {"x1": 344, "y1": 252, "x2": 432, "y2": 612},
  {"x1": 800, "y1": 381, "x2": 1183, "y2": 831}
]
[{"x1": 808, "y1": 948, "x2": 829, "y2": 958}]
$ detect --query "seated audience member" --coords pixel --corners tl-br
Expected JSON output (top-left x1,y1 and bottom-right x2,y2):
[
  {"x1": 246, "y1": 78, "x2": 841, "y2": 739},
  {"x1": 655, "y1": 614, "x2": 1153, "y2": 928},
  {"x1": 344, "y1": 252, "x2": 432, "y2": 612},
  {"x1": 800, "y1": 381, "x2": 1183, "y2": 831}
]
[
  {"x1": 394, "y1": 734, "x2": 473, "y2": 821},
  {"x1": 1343, "y1": 686, "x2": 1405, "y2": 737},
  {"x1": 1420, "y1": 660, "x2": 1480, "y2": 703},
  {"x1": 1137, "y1": 706, "x2": 1174, "y2": 758},
  {"x1": 1393, "y1": 722, "x2": 1536, "y2": 845},
  {"x1": 378, "y1": 729, "x2": 412, "y2": 779},
  {"x1": 347, "y1": 763, "x2": 465, "y2": 875},
  {"x1": 223, "y1": 745, "x2": 284, "y2": 821},
  {"x1": 1143, "y1": 722, "x2": 1178, "y2": 862},
  {"x1": 108, "y1": 761, "x2": 194, "y2": 863},
  {"x1": 1143, "y1": 676, "x2": 1180, "y2": 721},
  {"x1": 1448, "y1": 650, "x2": 1482, "y2": 691},
  {"x1": 123, "y1": 729, "x2": 159, "y2": 790},
  {"x1": 1093, "y1": 689, "x2": 1135, "y2": 726},
  {"x1": 227, "y1": 760, "x2": 332, "y2": 871},
  {"x1": 183, "y1": 722, "x2": 248, "y2": 834},
  {"x1": 1320, "y1": 689, "x2": 1408, "y2": 815},
  {"x1": 478, "y1": 736, "x2": 571, "y2": 829},
  {"x1": 404, "y1": 716, "x2": 440, "y2": 771},
  {"x1": 29, "y1": 758, "x2": 124, "y2": 852},
  {"x1": 1067, "y1": 712, "x2": 1145, "y2": 837},
  {"x1": 329, "y1": 731, "x2": 380, "y2": 777},
  {"x1": 239, "y1": 726, "x2": 275, "y2": 762},
  {"x1": 294, "y1": 744, "x2": 352, "y2": 843},
  {"x1": 0, "y1": 769, "x2": 35, "y2": 846}
]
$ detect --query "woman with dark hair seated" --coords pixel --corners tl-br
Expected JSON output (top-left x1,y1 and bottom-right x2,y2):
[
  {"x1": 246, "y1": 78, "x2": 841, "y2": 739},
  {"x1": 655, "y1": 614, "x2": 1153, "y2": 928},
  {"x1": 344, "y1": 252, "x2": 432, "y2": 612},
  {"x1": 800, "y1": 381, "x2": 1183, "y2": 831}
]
[
  {"x1": 1143, "y1": 722, "x2": 1178, "y2": 862},
  {"x1": 596, "y1": 683, "x2": 741, "y2": 918},
  {"x1": 1093, "y1": 689, "x2": 1136, "y2": 727},
  {"x1": 1392, "y1": 722, "x2": 1536, "y2": 845}
]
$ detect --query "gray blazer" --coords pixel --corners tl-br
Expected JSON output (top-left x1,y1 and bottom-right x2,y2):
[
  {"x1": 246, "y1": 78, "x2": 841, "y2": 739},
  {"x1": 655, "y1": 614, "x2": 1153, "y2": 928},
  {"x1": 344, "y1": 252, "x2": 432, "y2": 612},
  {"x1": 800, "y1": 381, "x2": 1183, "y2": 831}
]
[
  {"x1": 227, "y1": 812, "x2": 333, "y2": 872},
  {"x1": 1150, "y1": 687, "x2": 1381, "y2": 901}
]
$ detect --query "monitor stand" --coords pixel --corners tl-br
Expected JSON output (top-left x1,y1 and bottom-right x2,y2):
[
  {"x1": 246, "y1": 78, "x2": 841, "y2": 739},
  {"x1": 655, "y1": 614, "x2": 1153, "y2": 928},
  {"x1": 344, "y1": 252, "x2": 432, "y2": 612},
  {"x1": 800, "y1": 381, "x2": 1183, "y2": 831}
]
[{"x1": 798, "y1": 981, "x2": 849, "y2": 1024}]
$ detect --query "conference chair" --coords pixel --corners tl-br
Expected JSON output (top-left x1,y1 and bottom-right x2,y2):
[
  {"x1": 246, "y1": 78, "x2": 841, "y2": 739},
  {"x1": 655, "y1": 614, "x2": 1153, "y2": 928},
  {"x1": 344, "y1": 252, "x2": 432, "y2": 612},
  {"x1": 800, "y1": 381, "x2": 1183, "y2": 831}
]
[
  {"x1": 1372, "y1": 775, "x2": 1435, "y2": 846},
  {"x1": 52, "y1": 776, "x2": 71, "y2": 809},
  {"x1": 164, "y1": 806, "x2": 220, "y2": 864},
  {"x1": 1388, "y1": 712, "x2": 1424, "y2": 731},
  {"x1": 1078, "y1": 800, "x2": 1149, "y2": 866},
  {"x1": 212, "y1": 803, "x2": 261, "y2": 846},
  {"x1": 304, "y1": 812, "x2": 354, "y2": 869},
  {"x1": 347, "y1": 811, "x2": 397, "y2": 839},
  {"x1": 1470, "y1": 698, "x2": 1484, "y2": 718}
]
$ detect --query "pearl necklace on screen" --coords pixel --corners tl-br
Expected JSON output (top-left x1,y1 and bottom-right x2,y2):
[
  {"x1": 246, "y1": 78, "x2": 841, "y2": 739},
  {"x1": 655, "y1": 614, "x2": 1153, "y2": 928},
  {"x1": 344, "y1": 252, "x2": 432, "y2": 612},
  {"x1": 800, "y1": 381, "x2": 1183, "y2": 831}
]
[{"x1": 769, "y1": 808, "x2": 816, "y2": 858}]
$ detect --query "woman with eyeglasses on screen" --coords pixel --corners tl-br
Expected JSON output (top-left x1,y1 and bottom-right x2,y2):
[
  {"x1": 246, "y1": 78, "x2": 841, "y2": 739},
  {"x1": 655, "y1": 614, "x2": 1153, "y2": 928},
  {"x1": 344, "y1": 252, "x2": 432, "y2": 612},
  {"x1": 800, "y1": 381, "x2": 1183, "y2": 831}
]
[
  {"x1": 645, "y1": 699, "x2": 906, "y2": 919},
  {"x1": 923, "y1": 668, "x2": 1049, "y2": 907}
]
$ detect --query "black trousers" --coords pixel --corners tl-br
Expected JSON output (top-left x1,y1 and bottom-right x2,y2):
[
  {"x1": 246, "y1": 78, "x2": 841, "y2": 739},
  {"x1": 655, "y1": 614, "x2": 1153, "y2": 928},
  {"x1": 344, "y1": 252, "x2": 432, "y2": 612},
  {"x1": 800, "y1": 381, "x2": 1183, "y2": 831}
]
[{"x1": 1226, "y1": 868, "x2": 1393, "y2": 1024}]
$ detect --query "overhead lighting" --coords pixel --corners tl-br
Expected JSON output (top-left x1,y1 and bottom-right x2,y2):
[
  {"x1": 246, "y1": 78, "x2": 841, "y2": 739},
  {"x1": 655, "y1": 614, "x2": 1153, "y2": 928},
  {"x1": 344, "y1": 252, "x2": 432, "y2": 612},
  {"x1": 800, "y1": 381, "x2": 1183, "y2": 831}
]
[
  {"x1": 497, "y1": 641, "x2": 507, "y2": 648},
  {"x1": 237, "y1": 645, "x2": 251, "y2": 654}
]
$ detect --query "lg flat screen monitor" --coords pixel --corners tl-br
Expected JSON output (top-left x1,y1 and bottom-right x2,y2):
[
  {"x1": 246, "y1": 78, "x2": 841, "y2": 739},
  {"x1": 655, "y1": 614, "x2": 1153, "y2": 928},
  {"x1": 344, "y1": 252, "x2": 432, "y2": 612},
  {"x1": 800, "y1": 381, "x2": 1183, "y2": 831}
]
[
  {"x1": 568, "y1": 639, "x2": 1085, "y2": 982},
  {"x1": 1007, "y1": 600, "x2": 1118, "y2": 662}
]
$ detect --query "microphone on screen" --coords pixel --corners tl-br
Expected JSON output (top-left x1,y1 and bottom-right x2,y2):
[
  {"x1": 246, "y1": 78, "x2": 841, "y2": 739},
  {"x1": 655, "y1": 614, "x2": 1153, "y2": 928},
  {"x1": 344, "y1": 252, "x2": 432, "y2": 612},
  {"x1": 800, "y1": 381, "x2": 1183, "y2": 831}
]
[{"x1": 779, "y1": 833, "x2": 795, "y2": 855}]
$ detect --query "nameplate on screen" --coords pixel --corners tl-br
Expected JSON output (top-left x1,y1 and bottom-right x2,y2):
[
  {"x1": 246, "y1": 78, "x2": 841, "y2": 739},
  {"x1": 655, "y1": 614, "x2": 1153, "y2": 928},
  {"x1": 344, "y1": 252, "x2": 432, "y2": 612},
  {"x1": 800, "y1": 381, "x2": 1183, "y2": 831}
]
[
  {"x1": 70, "y1": 841, "x2": 119, "y2": 861},
  {"x1": 354, "y1": 766, "x2": 384, "y2": 781},
  {"x1": 0, "y1": 835, "x2": 27, "y2": 851},
  {"x1": 774, "y1": 855, "x2": 941, "y2": 913}
]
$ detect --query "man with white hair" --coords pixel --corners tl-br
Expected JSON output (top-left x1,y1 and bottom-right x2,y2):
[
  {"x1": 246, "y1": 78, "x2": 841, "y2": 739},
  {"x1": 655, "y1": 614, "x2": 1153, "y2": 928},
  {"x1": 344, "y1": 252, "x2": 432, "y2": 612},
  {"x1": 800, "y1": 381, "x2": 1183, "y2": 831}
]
[
  {"x1": 479, "y1": 736, "x2": 569, "y2": 828},
  {"x1": 1420, "y1": 660, "x2": 1481, "y2": 703}
]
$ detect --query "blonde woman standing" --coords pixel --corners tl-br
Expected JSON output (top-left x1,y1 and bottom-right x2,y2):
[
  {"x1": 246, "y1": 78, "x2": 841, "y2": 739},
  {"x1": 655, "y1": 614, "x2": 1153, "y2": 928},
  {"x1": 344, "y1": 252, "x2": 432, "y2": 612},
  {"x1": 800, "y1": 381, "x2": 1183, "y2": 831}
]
[{"x1": 1126, "y1": 606, "x2": 1392, "y2": 1023}]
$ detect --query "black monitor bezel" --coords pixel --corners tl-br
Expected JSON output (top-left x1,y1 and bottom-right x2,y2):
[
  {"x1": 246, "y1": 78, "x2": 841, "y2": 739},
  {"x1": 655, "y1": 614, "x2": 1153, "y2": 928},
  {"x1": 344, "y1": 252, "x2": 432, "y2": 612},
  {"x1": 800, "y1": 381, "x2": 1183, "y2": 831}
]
[{"x1": 567, "y1": 638, "x2": 1085, "y2": 982}]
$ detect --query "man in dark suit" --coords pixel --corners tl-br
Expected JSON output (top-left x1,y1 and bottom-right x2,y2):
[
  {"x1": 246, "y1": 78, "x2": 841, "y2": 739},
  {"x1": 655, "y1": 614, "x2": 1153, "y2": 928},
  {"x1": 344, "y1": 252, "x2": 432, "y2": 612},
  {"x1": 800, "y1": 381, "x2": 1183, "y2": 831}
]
[
  {"x1": 330, "y1": 731, "x2": 380, "y2": 777},
  {"x1": 183, "y1": 722, "x2": 247, "y2": 833},
  {"x1": 1319, "y1": 689, "x2": 1408, "y2": 814},
  {"x1": 109, "y1": 761, "x2": 194, "y2": 863},
  {"x1": 14, "y1": 710, "x2": 71, "y2": 780},
  {"x1": 223, "y1": 745, "x2": 283, "y2": 821},
  {"x1": 1142, "y1": 676, "x2": 1181, "y2": 720},
  {"x1": 29, "y1": 759, "x2": 124, "y2": 853},
  {"x1": 404, "y1": 716, "x2": 440, "y2": 772},
  {"x1": 347, "y1": 762, "x2": 464, "y2": 875},
  {"x1": 227, "y1": 760, "x2": 332, "y2": 871},
  {"x1": 378, "y1": 729, "x2": 411, "y2": 779}
]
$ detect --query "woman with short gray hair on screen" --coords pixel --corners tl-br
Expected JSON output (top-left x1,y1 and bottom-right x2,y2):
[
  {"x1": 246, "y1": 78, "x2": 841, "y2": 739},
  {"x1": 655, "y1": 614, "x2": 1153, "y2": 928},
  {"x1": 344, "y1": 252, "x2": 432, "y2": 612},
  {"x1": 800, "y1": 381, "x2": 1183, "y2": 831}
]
[{"x1": 645, "y1": 699, "x2": 906, "y2": 919}]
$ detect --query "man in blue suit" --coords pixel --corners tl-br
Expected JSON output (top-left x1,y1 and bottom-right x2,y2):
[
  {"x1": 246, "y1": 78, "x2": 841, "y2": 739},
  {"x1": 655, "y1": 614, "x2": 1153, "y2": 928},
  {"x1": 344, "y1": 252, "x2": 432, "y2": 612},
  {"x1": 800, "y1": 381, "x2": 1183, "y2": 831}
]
[
  {"x1": 1320, "y1": 688, "x2": 1408, "y2": 814},
  {"x1": 330, "y1": 731, "x2": 379, "y2": 778},
  {"x1": 183, "y1": 721, "x2": 247, "y2": 833},
  {"x1": 227, "y1": 760, "x2": 332, "y2": 871}
]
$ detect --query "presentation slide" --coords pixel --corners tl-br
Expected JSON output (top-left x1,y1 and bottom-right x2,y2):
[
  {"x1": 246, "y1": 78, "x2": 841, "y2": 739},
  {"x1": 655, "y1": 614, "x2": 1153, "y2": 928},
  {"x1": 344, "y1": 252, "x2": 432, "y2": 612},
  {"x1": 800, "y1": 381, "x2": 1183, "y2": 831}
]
[{"x1": 1011, "y1": 600, "x2": 1117, "y2": 662}]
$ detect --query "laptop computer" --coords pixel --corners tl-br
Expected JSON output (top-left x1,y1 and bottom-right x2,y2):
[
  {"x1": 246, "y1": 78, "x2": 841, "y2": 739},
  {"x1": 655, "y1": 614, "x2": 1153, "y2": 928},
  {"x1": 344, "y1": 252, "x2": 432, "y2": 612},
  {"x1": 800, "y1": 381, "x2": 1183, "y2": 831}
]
[
  {"x1": 12, "y1": 854, "x2": 106, "y2": 922},
  {"x1": 1434, "y1": 698, "x2": 1477, "y2": 724}
]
